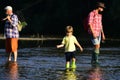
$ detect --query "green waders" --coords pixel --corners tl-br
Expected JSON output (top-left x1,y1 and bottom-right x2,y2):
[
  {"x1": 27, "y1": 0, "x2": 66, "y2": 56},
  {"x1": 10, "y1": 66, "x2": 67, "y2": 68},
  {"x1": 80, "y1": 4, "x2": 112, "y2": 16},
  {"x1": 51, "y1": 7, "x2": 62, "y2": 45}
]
[{"x1": 91, "y1": 49, "x2": 100, "y2": 64}]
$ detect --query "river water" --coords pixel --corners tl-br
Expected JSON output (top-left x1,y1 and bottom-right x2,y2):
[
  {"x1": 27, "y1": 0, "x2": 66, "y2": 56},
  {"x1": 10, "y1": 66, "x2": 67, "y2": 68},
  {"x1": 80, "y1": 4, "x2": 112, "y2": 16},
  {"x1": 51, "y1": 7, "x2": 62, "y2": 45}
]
[{"x1": 0, "y1": 40, "x2": 119, "y2": 80}]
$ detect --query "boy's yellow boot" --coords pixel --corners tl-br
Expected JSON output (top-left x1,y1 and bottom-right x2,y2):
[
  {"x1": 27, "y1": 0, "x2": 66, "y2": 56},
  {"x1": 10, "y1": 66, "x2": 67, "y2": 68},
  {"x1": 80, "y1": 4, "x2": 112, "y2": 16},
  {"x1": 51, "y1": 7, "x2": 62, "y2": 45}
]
[
  {"x1": 71, "y1": 61, "x2": 76, "y2": 69},
  {"x1": 66, "y1": 63, "x2": 70, "y2": 69}
]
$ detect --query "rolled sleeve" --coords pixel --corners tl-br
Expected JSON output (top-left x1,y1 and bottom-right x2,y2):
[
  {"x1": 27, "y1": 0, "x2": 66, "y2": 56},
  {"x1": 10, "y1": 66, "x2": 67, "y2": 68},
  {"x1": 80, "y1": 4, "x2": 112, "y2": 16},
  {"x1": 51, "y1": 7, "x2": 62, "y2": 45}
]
[
  {"x1": 62, "y1": 37, "x2": 65, "y2": 45},
  {"x1": 74, "y1": 37, "x2": 78, "y2": 44}
]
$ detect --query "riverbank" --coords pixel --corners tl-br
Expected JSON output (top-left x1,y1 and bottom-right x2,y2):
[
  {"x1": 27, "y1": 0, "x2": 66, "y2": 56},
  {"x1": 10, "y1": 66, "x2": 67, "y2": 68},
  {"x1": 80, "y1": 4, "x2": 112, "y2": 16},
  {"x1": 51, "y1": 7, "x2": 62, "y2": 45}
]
[
  {"x1": 0, "y1": 37, "x2": 119, "y2": 41},
  {"x1": 0, "y1": 36, "x2": 119, "y2": 48},
  {"x1": 0, "y1": 37, "x2": 61, "y2": 41}
]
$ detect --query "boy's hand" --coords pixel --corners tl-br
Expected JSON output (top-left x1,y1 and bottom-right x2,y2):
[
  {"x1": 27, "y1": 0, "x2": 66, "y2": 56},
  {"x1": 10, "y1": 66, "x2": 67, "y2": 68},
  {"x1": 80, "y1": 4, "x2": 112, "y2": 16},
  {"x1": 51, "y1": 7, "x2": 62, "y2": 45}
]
[
  {"x1": 56, "y1": 45, "x2": 60, "y2": 48},
  {"x1": 56, "y1": 44, "x2": 64, "y2": 48},
  {"x1": 80, "y1": 47, "x2": 83, "y2": 52}
]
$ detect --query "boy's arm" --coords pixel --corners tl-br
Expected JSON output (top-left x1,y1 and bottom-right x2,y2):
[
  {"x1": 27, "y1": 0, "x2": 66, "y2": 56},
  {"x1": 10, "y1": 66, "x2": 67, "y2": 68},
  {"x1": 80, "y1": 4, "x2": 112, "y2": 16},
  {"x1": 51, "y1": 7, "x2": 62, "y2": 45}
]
[
  {"x1": 57, "y1": 37, "x2": 65, "y2": 48},
  {"x1": 75, "y1": 41, "x2": 83, "y2": 52},
  {"x1": 56, "y1": 44, "x2": 64, "y2": 48}
]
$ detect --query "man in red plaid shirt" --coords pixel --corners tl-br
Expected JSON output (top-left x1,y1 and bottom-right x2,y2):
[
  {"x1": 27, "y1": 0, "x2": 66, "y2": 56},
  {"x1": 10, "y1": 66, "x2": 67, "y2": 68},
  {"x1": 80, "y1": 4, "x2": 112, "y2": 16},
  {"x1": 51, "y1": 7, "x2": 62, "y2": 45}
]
[{"x1": 88, "y1": 2, "x2": 106, "y2": 64}]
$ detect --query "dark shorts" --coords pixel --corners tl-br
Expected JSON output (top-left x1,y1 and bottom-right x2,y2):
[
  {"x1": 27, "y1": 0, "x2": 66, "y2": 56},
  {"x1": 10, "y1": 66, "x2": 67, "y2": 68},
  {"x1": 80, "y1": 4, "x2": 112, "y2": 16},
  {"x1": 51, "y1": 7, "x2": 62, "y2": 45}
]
[
  {"x1": 90, "y1": 35, "x2": 101, "y2": 45},
  {"x1": 65, "y1": 52, "x2": 76, "y2": 62}
]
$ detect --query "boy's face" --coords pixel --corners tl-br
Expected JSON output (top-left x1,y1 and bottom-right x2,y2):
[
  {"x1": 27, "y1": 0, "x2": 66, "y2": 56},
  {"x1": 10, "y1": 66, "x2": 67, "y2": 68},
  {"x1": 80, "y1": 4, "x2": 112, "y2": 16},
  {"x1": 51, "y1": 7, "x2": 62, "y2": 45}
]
[{"x1": 66, "y1": 32, "x2": 72, "y2": 36}]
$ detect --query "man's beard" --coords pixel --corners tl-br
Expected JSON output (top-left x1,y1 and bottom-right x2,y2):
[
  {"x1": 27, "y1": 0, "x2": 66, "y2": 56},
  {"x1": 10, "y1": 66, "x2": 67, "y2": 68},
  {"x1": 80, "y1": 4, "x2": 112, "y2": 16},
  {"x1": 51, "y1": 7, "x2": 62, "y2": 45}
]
[{"x1": 98, "y1": 10, "x2": 103, "y2": 14}]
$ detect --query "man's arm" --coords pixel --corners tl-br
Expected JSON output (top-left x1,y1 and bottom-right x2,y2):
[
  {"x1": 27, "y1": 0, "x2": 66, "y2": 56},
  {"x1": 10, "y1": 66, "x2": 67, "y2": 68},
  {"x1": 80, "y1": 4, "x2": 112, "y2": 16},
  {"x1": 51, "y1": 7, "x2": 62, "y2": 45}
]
[
  {"x1": 89, "y1": 24, "x2": 96, "y2": 38},
  {"x1": 101, "y1": 28, "x2": 106, "y2": 41},
  {"x1": 88, "y1": 12, "x2": 96, "y2": 38}
]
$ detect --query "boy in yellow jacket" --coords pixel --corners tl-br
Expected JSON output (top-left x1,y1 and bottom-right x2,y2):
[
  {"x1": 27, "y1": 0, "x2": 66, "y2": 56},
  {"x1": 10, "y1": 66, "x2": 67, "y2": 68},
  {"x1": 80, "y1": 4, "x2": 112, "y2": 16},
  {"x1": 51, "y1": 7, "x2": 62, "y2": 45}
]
[{"x1": 57, "y1": 26, "x2": 83, "y2": 69}]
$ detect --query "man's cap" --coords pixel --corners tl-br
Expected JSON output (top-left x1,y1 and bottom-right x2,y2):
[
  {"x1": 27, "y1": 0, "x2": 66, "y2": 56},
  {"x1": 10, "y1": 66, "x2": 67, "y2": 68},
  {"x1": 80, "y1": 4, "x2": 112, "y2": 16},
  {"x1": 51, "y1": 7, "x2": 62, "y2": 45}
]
[
  {"x1": 4, "y1": 6, "x2": 13, "y2": 10},
  {"x1": 96, "y1": 2, "x2": 105, "y2": 8}
]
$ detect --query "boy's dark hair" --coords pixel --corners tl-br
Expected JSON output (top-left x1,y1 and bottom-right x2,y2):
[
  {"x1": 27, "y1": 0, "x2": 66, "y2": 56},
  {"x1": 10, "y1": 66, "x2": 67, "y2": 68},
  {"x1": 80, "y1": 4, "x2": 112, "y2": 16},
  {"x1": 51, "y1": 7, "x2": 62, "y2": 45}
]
[{"x1": 65, "y1": 26, "x2": 73, "y2": 33}]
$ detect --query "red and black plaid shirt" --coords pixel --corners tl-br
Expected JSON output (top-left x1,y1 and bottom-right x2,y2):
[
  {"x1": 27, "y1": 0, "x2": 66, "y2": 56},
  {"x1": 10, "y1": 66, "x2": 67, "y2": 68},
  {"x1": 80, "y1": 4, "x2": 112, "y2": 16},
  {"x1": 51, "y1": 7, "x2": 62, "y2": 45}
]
[{"x1": 88, "y1": 10, "x2": 102, "y2": 36}]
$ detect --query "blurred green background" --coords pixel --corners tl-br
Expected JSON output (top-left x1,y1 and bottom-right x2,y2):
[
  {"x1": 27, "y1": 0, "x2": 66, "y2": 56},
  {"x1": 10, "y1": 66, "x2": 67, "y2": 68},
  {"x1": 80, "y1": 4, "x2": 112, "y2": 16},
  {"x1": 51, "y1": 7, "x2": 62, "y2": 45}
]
[{"x1": 0, "y1": 0, "x2": 120, "y2": 38}]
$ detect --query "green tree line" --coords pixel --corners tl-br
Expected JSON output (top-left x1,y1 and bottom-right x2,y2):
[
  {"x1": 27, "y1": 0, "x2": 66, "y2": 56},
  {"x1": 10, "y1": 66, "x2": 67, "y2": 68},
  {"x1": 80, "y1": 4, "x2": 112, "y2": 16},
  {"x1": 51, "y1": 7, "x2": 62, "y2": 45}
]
[{"x1": 0, "y1": 0, "x2": 120, "y2": 37}]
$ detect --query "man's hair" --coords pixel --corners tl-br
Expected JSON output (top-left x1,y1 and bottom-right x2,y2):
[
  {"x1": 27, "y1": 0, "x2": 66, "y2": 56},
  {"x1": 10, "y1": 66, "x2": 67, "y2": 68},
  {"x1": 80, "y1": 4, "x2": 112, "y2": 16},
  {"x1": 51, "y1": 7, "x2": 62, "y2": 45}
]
[
  {"x1": 65, "y1": 25, "x2": 73, "y2": 33},
  {"x1": 95, "y1": 2, "x2": 105, "y2": 9}
]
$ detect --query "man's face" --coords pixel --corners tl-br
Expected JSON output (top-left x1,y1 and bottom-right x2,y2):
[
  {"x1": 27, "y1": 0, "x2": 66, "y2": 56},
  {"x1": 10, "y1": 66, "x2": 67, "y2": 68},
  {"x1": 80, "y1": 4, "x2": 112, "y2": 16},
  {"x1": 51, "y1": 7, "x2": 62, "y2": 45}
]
[
  {"x1": 98, "y1": 7, "x2": 104, "y2": 14},
  {"x1": 6, "y1": 10, "x2": 12, "y2": 15}
]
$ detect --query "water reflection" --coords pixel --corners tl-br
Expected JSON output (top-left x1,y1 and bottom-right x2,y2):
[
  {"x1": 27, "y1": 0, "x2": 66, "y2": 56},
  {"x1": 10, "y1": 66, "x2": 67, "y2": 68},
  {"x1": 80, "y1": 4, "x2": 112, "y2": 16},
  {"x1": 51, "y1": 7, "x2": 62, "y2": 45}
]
[
  {"x1": 65, "y1": 69, "x2": 77, "y2": 80},
  {"x1": 59, "y1": 69, "x2": 77, "y2": 80},
  {"x1": 0, "y1": 47, "x2": 119, "y2": 80},
  {"x1": 87, "y1": 64, "x2": 103, "y2": 80},
  {"x1": 5, "y1": 61, "x2": 19, "y2": 80}
]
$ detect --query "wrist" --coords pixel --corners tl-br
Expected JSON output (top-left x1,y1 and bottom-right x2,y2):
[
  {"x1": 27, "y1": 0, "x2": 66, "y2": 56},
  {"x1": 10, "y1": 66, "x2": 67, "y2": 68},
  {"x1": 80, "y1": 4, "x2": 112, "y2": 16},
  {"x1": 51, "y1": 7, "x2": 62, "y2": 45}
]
[{"x1": 8, "y1": 18, "x2": 12, "y2": 23}]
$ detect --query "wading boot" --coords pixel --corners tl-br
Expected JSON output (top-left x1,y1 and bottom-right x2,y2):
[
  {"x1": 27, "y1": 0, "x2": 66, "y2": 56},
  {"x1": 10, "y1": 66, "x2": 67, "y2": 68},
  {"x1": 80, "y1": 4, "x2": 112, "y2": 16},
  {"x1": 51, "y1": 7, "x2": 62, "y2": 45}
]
[
  {"x1": 91, "y1": 49, "x2": 100, "y2": 64},
  {"x1": 66, "y1": 63, "x2": 70, "y2": 69},
  {"x1": 71, "y1": 61, "x2": 76, "y2": 69}
]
